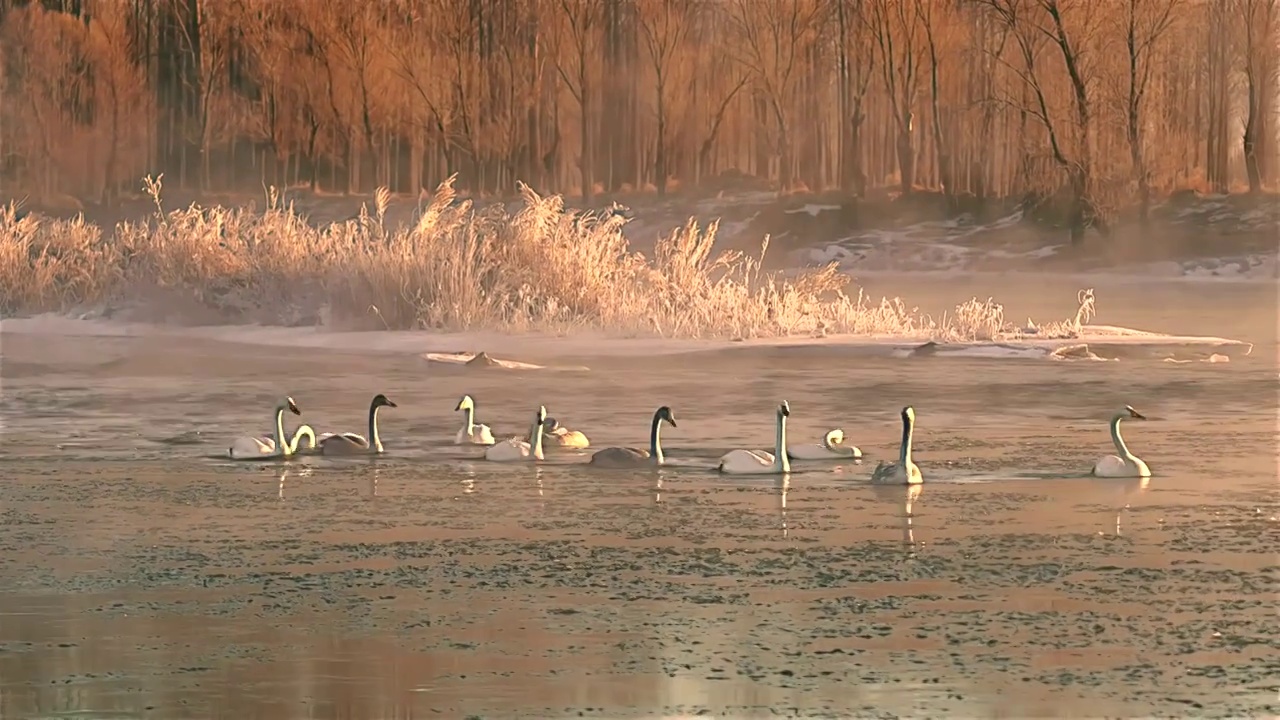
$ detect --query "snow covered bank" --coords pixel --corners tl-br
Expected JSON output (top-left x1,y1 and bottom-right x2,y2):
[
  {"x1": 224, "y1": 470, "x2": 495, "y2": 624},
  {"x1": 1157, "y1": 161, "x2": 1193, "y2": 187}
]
[{"x1": 1, "y1": 315, "x2": 1253, "y2": 368}]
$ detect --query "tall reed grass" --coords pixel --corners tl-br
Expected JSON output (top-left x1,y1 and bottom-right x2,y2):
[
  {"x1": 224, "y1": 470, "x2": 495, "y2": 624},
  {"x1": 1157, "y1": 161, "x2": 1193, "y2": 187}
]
[{"x1": 0, "y1": 175, "x2": 1092, "y2": 340}]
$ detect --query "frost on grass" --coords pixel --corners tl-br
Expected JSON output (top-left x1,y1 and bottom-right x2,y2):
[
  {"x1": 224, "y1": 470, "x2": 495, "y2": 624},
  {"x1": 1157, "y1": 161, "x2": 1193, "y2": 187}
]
[{"x1": 0, "y1": 175, "x2": 1094, "y2": 341}]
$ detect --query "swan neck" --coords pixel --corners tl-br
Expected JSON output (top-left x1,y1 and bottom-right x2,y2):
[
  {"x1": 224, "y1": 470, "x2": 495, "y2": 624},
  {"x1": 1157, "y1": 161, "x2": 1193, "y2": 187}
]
[
  {"x1": 464, "y1": 405, "x2": 475, "y2": 433},
  {"x1": 650, "y1": 412, "x2": 663, "y2": 463},
  {"x1": 532, "y1": 419, "x2": 545, "y2": 460},
  {"x1": 275, "y1": 405, "x2": 290, "y2": 456},
  {"x1": 1110, "y1": 415, "x2": 1133, "y2": 459},
  {"x1": 775, "y1": 412, "x2": 789, "y2": 472},
  {"x1": 369, "y1": 404, "x2": 383, "y2": 452},
  {"x1": 289, "y1": 425, "x2": 316, "y2": 452},
  {"x1": 900, "y1": 413, "x2": 914, "y2": 465}
]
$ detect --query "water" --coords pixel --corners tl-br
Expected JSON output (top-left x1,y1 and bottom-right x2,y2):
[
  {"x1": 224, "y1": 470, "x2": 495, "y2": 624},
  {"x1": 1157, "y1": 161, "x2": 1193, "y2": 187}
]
[{"x1": 1, "y1": 277, "x2": 1277, "y2": 718}]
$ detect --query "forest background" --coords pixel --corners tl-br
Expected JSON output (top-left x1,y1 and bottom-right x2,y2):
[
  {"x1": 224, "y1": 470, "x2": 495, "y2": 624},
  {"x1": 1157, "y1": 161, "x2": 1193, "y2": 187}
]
[{"x1": 0, "y1": 0, "x2": 1276, "y2": 247}]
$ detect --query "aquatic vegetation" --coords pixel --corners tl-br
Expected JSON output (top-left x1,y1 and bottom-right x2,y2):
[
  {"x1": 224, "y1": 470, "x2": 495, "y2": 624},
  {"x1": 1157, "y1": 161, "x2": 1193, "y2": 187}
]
[{"x1": 0, "y1": 175, "x2": 1091, "y2": 341}]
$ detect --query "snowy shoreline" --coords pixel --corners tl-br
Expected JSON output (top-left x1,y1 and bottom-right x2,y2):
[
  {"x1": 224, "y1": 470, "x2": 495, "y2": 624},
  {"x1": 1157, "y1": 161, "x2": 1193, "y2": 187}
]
[{"x1": 1, "y1": 315, "x2": 1253, "y2": 367}]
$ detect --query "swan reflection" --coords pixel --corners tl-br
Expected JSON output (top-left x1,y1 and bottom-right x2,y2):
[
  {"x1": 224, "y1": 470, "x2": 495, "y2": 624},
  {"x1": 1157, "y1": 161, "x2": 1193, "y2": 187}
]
[
  {"x1": 459, "y1": 462, "x2": 479, "y2": 495},
  {"x1": 777, "y1": 477, "x2": 790, "y2": 538},
  {"x1": 1091, "y1": 474, "x2": 1149, "y2": 536},
  {"x1": 276, "y1": 465, "x2": 314, "y2": 500},
  {"x1": 871, "y1": 482, "x2": 922, "y2": 555}
]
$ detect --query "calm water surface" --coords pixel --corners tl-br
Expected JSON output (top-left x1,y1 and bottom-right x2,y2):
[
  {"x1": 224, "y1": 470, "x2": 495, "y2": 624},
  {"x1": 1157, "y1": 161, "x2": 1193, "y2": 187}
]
[{"x1": 0, "y1": 278, "x2": 1277, "y2": 719}]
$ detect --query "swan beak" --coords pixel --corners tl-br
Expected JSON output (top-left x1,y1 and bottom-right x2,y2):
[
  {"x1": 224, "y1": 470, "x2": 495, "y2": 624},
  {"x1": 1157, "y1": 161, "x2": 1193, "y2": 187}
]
[
  {"x1": 668, "y1": 418, "x2": 678, "y2": 428},
  {"x1": 287, "y1": 399, "x2": 301, "y2": 415},
  {"x1": 1131, "y1": 410, "x2": 1147, "y2": 420},
  {"x1": 385, "y1": 399, "x2": 399, "y2": 408}
]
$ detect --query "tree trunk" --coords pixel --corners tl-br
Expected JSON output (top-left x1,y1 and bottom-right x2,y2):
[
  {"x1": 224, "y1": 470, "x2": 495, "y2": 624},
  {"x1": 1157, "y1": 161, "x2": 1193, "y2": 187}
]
[
  {"x1": 896, "y1": 116, "x2": 915, "y2": 194},
  {"x1": 655, "y1": 76, "x2": 668, "y2": 195},
  {"x1": 849, "y1": 110, "x2": 866, "y2": 197},
  {"x1": 579, "y1": 47, "x2": 594, "y2": 203}
]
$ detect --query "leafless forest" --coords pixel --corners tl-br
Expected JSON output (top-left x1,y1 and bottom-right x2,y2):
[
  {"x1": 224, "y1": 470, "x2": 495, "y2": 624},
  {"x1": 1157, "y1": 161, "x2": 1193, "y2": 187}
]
[{"x1": 1, "y1": 0, "x2": 1277, "y2": 237}]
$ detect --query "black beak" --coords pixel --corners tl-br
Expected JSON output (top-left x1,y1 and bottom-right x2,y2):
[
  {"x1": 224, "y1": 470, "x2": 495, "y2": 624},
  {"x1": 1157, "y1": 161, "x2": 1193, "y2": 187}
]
[
  {"x1": 385, "y1": 399, "x2": 398, "y2": 408},
  {"x1": 288, "y1": 403, "x2": 301, "y2": 415}
]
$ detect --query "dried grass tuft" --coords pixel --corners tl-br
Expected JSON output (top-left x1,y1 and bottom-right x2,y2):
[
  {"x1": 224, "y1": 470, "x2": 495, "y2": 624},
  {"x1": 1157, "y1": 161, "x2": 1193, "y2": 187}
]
[{"x1": 0, "y1": 176, "x2": 1096, "y2": 341}]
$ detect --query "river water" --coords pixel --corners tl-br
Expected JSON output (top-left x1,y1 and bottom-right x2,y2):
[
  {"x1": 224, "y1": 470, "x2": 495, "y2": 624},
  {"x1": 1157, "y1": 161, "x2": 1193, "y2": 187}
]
[{"x1": 0, "y1": 276, "x2": 1276, "y2": 718}]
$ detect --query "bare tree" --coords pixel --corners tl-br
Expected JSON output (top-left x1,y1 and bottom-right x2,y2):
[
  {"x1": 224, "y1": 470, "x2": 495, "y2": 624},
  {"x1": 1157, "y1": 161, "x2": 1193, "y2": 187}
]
[
  {"x1": 977, "y1": 0, "x2": 1102, "y2": 244},
  {"x1": 868, "y1": 0, "x2": 925, "y2": 195},
  {"x1": 688, "y1": 6, "x2": 749, "y2": 185},
  {"x1": 0, "y1": 0, "x2": 1270, "y2": 217},
  {"x1": 636, "y1": 0, "x2": 693, "y2": 195},
  {"x1": 328, "y1": 3, "x2": 386, "y2": 192},
  {"x1": 1120, "y1": 0, "x2": 1179, "y2": 226},
  {"x1": 725, "y1": 0, "x2": 822, "y2": 191},
  {"x1": 1239, "y1": 0, "x2": 1279, "y2": 193},
  {"x1": 552, "y1": 0, "x2": 603, "y2": 202},
  {"x1": 917, "y1": 0, "x2": 955, "y2": 202},
  {"x1": 834, "y1": 0, "x2": 876, "y2": 196}
]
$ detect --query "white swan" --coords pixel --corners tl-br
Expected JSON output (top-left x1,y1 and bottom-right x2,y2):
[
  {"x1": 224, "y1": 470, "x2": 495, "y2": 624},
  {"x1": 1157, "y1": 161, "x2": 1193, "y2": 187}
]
[
  {"x1": 588, "y1": 406, "x2": 677, "y2": 468},
  {"x1": 717, "y1": 401, "x2": 791, "y2": 475},
  {"x1": 484, "y1": 406, "x2": 546, "y2": 462},
  {"x1": 454, "y1": 394, "x2": 496, "y2": 445},
  {"x1": 229, "y1": 397, "x2": 311, "y2": 460},
  {"x1": 870, "y1": 406, "x2": 923, "y2": 485},
  {"x1": 787, "y1": 428, "x2": 863, "y2": 461},
  {"x1": 542, "y1": 416, "x2": 591, "y2": 448},
  {"x1": 1092, "y1": 405, "x2": 1151, "y2": 478},
  {"x1": 320, "y1": 394, "x2": 398, "y2": 455}
]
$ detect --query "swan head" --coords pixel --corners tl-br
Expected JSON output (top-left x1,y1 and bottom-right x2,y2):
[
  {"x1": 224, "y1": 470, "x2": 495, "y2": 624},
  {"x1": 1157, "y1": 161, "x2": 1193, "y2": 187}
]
[
  {"x1": 285, "y1": 396, "x2": 301, "y2": 415},
  {"x1": 455, "y1": 394, "x2": 475, "y2": 412},
  {"x1": 901, "y1": 406, "x2": 915, "y2": 423},
  {"x1": 656, "y1": 405, "x2": 677, "y2": 428},
  {"x1": 1123, "y1": 405, "x2": 1146, "y2": 420},
  {"x1": 824, "y1": 429, "x2": 845, "y2": 446},
  {"x1": 777, "y1": 400, "x2": 791, "y2": 418},
  {"x1": 372, "y1": 394, "x2": 397, "y2": 409},
  {"x1": 542, "y1": 416, "x2": 562, "y2": 433}
]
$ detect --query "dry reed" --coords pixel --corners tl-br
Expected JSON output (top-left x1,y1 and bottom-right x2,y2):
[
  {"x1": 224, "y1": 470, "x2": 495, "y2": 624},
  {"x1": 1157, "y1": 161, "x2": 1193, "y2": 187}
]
[{"x1": 0, "y1": 175, "x2": 1095, "y2": 341}]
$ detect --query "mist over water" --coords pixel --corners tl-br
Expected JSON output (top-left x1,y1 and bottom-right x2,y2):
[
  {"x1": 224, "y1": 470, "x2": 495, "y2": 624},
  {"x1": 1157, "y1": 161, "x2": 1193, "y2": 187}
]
[{"x1": 0, "y1": 276, "x2": 1276, "y2": 717}]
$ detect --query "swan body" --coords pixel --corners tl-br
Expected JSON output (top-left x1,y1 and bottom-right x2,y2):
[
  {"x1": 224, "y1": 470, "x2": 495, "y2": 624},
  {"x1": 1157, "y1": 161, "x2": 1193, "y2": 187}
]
[
  {"x1": 542, "y1": 417, "x2": 590, "y2": 448},
  {"x1": 485, "y1": 406, "x2": 547, "y2": 462},
  {"x1": 320, "y1": 394, "x2": 398, "y2": 455},
  {"x1": 870, "y1": 406, "x2": 923, "y2": 485},
  {"x1": 229, "y1": 397, "x2": 306, "y2": 460},
  {"x1": 454, "y1": 394, "x2": 496, "y2": 445},
  {"x1": 787, "y1": 428, "x2": 863, "y2": 461},
  {"x1": 718, "y1": 401, "x2": 791, "y2": 475},
  {"x1": 1092, "y1": 405, "x2": 1151, "y2": 478},
  {"x1": 589, "y1": 406, "x2": 677, "y2": 468}
]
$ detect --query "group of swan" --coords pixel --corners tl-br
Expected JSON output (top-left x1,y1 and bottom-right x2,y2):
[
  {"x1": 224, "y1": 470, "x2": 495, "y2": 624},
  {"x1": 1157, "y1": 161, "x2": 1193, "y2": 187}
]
[
  {"x1": 471, "y1": 397, "x2": 861, "y2": 473},
  {"x1": 229, "y1": 392, "x2": 1153, "y2": 483},
  {"x1": 228, "y1": 394, "x2": 397, "y2": 460},
  {"x1": 714, "y1": 401, "x2": 904, "y2": 482},
  {"x1": 453, "y1": 395, "x2": 591, "y2": 450},
  {"x1": 715, "y1": 401, "x2": 1150, "y2": 482}
]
